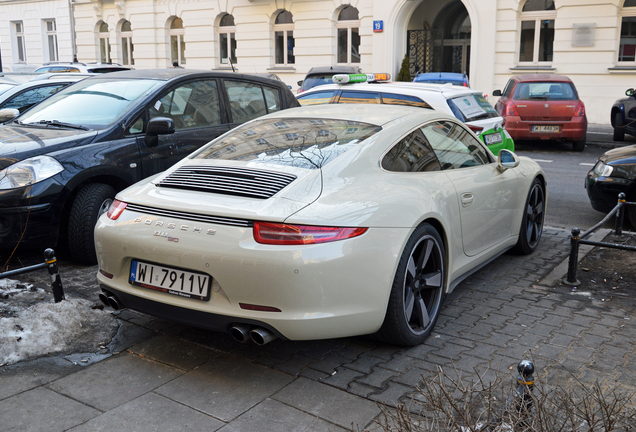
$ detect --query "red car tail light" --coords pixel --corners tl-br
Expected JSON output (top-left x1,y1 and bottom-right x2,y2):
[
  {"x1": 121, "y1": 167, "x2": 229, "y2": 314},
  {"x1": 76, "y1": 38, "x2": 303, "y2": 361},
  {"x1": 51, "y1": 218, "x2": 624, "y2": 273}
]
[
  {"x1": 253, "y1": 221, "x2": 368, "y2": 245},
  {"x1": 106, "y1": 199, "x2": 127, "y2": 220},
  {"x1": 505, "y1": 102, "x2": 520, "y2": 116},
  {"x1": 467, "y1": 124, "x2": 483, "y2": 133},
  {"x1": 574, "y1": 102, "x2": 586, "y2": 117}
]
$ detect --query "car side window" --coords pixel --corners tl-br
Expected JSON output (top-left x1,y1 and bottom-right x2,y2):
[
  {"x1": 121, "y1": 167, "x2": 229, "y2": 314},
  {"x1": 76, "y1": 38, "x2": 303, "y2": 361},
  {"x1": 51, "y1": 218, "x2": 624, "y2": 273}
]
[
  {"x1": 127, "y1": 116, "x2": 144, "y2": 134},
  {"x1": 502, "y1": 79, "x2": 514, "y2": 98},
  {"x1": 420, "y1": 121, "x2": 491, "y2": 170},
  {"x1": 2, "y1": 84, "x2": 67, "y2": 112},
  {"x1": 225, "y1": 80, "x2": 272, "y2": 123},
  {"x1": 380, "y1": 93, "x2": 432, "y2": 109},
  {"x1": 338, "y1": 91, "x2": 381, "y2": 104},
  {"x1": 381, "y1": 128, "x2": 441, "y2": 172},
  {"x1": 262, "y1": 86, "x2": 281, "y2": 113},
  {"x1": 149, "y1": 79, "x2": 221, "y2": 130},
  {"x1": 297, "y1": 90, "x2": 336, "y2": 106}
]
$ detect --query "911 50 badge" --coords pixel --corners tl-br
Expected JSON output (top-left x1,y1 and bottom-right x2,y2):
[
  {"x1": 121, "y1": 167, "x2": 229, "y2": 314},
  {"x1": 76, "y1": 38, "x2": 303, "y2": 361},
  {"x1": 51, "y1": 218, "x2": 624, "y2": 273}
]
[{"x1": 134, "y1": 217, "x2": 217, "y2": 236}]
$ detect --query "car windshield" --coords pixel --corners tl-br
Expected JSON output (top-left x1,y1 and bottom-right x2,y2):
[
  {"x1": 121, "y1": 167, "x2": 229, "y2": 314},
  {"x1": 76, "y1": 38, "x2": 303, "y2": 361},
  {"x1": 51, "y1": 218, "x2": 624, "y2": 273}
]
[
  {"x1": 513, "y1": 82, "x2": 578, "y2": 101},
  {"x1": 194, "y1": 118, "x2": 382, "y2": 170},
  {"x1": 301, "y1": 74, "x2": 339, "y2": 91},
  {"x1": 447, "y1": 94, "x2": 499, "y2": 122},
  {"x1": 18, "y1": 78, "x2": 162, "y2": 128}
]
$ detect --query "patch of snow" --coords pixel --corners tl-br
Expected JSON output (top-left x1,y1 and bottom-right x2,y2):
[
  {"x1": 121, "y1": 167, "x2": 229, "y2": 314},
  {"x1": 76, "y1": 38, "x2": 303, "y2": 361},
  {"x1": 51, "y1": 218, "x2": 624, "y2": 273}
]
[{"x1": 0, "y1": 279, "x2": 118, "y2": 366}]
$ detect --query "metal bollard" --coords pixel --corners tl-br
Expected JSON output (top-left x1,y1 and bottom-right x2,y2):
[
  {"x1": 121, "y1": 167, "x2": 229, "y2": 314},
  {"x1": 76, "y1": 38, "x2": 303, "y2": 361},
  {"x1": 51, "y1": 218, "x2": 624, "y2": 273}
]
[
  {"x1": 44, "y1": 248, "x2": 65, "y2": 303},
  {"x1": 514, "y1": 359, "x2": 535, "y2": 428},
  {"x1": 564, "y1": 228, "x2": 581, "y2": 286},
  {"x1": 615, "y1": 192, "x2": 626, "y2": 236}
]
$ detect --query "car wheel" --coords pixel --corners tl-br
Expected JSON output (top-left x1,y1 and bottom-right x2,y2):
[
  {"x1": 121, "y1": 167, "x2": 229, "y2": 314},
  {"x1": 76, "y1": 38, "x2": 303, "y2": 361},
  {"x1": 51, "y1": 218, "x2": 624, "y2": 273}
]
[
  {"x1": 68, "y1": 183, "x2": 115, "y2": 265},
  {"x1": 379, "y1": 223, "x2": 446, "y2": 346},
  {"x1": 614, "y1": 112, "x2": 625, "y2": 142},
  {"x1": 572, "y1": 137, "x2": 586, "y2": 152},
  {"x1": 513, "y1": 178, "x2": 545, "y2": 255}
]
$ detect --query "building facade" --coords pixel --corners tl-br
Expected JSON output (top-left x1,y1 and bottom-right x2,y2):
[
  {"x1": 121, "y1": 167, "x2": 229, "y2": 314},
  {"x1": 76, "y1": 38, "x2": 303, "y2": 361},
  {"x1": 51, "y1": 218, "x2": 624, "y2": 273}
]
[{"x1": 0, "y1": 0, "x2": 634, "y2": 124}]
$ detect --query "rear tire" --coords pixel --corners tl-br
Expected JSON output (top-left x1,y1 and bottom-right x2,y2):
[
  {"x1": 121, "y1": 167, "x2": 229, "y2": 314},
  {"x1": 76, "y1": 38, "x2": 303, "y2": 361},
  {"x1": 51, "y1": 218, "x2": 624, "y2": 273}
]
[
  {"x1": 378, "y1": 223, "x2": 446, "y2": 346},
  {"x1": 513, "y1": 178, "x2": 545, "y2": 255},
  {"x1": 68, "y1": 183, "x2": 115, "y2": 265},
  {"x1": 572, "y1": 137, "x2": 586, "y2": 152},
  {"x1": 614, "y1": 112, "x2": 625, "y2": 142}
]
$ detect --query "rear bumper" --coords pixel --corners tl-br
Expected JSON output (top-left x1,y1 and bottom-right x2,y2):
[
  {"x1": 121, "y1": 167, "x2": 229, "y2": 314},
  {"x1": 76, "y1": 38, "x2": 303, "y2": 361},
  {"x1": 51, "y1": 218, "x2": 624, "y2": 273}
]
[{"x1": 504, "y1": 116, "x2": 587, "y2": 141}]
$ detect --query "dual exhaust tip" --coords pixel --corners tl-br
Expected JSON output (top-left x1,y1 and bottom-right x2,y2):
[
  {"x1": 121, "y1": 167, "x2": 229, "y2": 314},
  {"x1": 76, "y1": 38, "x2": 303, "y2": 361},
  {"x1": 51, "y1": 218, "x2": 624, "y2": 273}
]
[
  {"x1": 99, "y1": 291, "x2": 276, "y2": 346},
  {"x1": 230, "y1": 325, "x2": 277, "y2": 345},
  {"x1": 98, "y1": 291, "x2": 122, "y2": 310}
]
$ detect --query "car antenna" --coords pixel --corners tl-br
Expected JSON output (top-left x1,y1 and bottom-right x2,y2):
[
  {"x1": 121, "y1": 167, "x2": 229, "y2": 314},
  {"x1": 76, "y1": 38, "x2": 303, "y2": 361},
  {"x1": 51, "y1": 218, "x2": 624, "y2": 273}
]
[{"x1": 229, "y1": 57, "x2": 236, "y2": 73}]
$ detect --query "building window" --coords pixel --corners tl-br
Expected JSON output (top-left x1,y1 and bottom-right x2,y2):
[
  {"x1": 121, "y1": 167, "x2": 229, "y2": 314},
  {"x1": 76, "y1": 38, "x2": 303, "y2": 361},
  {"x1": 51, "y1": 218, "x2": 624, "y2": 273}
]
[
  {"x1": 120, "y1": 20, "x2": 134, "y2": 66},
  {"x1": 44, "y1": 20, "x2": 59, "y2": 62},
  {"x1": 336, "y1": 6, "x2": 360, "y2": 64},
  {"x1": 219, "y1": 14, "x2": 237, "y2": 66},
  {"x1": 14, "y1": 22, "x2": 27, "y2": 62},
  {"x1": 98, "y1": 22, "x2": 111, "y2": 63},
  {"x1": 619, "y1": 0, "x2": 636, "y2": 62},
  {"x1": 518, "y1": 0, "x2": 555, "y2": 64},
  {"x1": 169, "y1": 17, "x2": 186, "y2": 66},
  {"x1": 274, "y1": 10, "x2": 294, "y2": 66}
]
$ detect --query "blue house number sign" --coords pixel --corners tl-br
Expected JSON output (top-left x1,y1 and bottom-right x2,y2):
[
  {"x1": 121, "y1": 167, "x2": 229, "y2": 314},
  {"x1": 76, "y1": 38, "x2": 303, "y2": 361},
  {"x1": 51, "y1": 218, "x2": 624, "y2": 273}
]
[{"x1": 373, "y1": 20, "x2": 383, "y2": 32}]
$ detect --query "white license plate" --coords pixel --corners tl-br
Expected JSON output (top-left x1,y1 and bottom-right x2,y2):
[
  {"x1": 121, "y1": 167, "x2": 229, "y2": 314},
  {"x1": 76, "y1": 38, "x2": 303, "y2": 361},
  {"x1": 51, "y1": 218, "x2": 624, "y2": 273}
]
[
  {"x1": 130, "y1": 260, "x2": 211, "y2": 301},
  {"x1": 484, "y1": 132, "x2": 503, "y2": 145},
  {"x1": 532, "y1": 125, "x2": 560, "y2": 133}
]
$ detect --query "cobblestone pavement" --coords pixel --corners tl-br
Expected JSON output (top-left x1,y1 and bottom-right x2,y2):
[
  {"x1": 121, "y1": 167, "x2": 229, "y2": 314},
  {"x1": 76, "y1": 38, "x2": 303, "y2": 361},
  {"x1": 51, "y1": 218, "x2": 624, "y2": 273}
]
[{"x1": 1, "y1": 226, "x2": 635, "y2": 431}]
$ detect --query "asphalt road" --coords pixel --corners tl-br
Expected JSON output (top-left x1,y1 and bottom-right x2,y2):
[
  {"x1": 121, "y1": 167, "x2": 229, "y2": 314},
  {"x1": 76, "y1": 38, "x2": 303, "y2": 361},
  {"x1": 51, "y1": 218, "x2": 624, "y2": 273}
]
[{"x1": 514, "y1": 123, "x2": 634, "y2": 232}]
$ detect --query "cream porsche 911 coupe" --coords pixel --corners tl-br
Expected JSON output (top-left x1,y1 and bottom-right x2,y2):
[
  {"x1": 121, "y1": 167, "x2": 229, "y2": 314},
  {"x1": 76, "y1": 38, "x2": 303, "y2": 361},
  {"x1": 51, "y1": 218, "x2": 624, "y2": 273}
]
[{"x1": 95, "y1": 104, "x2": 546, "y2": 346}]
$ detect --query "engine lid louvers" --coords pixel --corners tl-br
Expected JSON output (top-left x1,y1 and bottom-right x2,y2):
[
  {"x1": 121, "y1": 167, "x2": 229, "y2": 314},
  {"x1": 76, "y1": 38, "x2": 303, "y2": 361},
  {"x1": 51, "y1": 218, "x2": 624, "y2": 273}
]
[{"x1": 157, "y1": 165, "x2": 297, "y2": 199}]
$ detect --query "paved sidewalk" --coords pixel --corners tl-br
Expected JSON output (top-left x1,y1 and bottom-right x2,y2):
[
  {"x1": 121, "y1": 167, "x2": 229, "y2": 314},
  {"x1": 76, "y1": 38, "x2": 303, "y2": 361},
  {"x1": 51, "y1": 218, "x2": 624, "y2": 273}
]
[{"x1": 1, "y1": 226, "x2": 635, "y2": 431}]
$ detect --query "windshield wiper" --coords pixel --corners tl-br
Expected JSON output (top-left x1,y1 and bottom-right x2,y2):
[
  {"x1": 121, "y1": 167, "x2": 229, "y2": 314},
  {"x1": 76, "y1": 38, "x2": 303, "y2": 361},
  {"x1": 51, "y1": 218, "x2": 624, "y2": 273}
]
[{"x1": 33, "y1": 120, "x2": 89, "y2": 131}]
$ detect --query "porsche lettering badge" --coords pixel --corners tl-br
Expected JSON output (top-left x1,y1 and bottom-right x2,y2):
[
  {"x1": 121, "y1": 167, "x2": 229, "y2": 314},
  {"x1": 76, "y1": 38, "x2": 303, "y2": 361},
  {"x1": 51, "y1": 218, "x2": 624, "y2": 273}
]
[{"x1": 134, "y1": 217, "x2": 217, "y2": 238}]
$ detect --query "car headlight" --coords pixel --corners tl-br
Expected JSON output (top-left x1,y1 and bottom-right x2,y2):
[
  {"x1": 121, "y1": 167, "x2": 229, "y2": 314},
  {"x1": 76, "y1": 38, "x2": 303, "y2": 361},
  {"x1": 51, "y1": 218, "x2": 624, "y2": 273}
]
[
  {"x1": 0, "y1": 156, "x2": 64, "y2": 190},
  {"x1": 593, "y1": 161, "x2": 613, "y2": 177}
]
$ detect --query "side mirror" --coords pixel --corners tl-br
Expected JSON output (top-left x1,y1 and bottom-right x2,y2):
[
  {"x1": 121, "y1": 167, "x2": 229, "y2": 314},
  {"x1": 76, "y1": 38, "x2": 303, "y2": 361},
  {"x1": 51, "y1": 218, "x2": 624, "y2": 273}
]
[
  {"x1": 0, "y1": 108, "x2": 20, "y2": 122},
  {"x1": 145, "y1": 117, "x2": 175, "y2": 148},
  {"x1": 626, "y1": 88, "x2": 635, "y2": 97},
  {"x1": 492, "y1": 89, "x2": 502, "y2": 97},
  {"x1": 297, "y1": 80, "x2": 303, "y2": 86},
  {"x1": 497, "y1": 149, "x2": 519, "y2": 173}
]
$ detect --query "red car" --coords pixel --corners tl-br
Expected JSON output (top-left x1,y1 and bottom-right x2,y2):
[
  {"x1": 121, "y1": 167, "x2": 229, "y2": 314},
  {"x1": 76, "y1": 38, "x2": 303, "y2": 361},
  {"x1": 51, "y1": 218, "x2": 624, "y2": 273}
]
[{"x1": 493, "y1": 74, "x2": 587, "y2": 151}]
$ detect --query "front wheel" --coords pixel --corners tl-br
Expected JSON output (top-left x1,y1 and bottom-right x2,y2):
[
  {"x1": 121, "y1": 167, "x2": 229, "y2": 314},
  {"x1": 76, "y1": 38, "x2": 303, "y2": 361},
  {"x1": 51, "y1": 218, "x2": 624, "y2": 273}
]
[
  {"x1": 379, "y1": 223, "x2": 446, "y2": 346},
  {"x1": 68, "y1": 183, "x2": 115, "y2": 265},
  {"x1": 513, "y1": 178, "x2": 545, "y2": 255}
]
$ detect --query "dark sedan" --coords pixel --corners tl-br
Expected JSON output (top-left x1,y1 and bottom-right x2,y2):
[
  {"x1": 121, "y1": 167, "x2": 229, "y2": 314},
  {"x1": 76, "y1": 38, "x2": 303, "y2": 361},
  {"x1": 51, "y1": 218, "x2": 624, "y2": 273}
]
[
  {"x1": 586, "y1": 145, "x2": 636, "y2": 226},
  {"x1": 610, "y1": 88, "x2": 636, "y2": 141},
  {"x1": 0, "y1": 69, "x2": 299, "y2": 264}
]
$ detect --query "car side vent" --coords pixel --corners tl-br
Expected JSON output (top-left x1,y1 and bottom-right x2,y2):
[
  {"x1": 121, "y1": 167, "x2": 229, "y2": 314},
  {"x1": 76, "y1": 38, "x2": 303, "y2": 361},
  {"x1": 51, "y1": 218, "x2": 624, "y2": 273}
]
[{"x1": 157, "y1": 165, "x2": 297, "y2": 199}]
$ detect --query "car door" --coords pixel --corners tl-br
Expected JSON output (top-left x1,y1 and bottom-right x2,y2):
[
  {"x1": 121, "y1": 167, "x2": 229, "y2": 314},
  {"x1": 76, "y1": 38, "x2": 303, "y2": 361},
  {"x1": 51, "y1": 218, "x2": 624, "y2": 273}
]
[
  {"x1": 136, "y1": 78, "x2": 230, "y2": 177},
  {"x1": 421, "y1": 120, "x2": 521, "y2": 256}
]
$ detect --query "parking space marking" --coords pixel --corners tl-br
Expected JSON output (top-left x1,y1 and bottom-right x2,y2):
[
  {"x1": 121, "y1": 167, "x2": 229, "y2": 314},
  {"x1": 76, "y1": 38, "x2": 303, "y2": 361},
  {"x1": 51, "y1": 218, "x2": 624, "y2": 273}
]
[
  {"x1": 579, "y1": 163, "x2": 595, "y2": 166},
  {"x1": 532, "y1": 159, "x2": 554, "y2": 163}
]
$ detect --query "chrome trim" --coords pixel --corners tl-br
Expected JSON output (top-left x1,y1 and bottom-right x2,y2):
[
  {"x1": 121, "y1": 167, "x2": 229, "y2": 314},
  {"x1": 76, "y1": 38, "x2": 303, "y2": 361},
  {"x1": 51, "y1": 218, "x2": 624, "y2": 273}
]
[{"x1": 125, "y1": 203, "x2": 253, "y2": 227}]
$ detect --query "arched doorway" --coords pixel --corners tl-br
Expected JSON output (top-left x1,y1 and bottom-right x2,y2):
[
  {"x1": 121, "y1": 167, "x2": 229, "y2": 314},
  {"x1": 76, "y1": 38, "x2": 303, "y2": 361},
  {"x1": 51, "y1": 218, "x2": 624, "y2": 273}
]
[{"x1": 407, "y1": 0, "x2": 472, "y2": 79}]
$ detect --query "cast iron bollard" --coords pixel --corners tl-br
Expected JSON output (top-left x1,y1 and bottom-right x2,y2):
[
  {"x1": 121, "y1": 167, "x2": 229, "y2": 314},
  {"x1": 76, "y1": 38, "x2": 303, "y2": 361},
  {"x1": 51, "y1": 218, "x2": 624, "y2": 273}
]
[
  {"x1": 44, "y1": 248, "x2": 65, "y2": 303},
  {"x1": 564, "y1": 228, "x2": 581, "y2": 286},
  {"x1": 514, "y1": 359, "x2": 535, "y2": 429},
  {"x1": 615, "y1": 192, "x2": 626, "y2": 236}
]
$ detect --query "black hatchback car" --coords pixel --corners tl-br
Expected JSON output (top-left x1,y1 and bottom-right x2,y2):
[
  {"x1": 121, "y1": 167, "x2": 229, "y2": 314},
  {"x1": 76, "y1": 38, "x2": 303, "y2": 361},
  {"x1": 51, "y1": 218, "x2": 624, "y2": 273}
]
[
  {"x1": 0, "y1": 69, "x2": 300, "y2": 263},
  {"x1": 610, "y1": 88, "x2": 636, "y2": 141},
  {"x1": 586, "y1": 145, "x2": 636, "y2": 226}
]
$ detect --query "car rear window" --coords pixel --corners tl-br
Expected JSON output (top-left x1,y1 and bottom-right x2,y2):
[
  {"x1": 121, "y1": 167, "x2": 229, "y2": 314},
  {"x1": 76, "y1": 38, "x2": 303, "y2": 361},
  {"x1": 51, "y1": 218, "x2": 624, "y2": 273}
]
[
  {"x1": 194, "y1": 118, "x2": 382, "y2": 169},
  {"x1": 447, "y1": 94, "x2": 499, "y2": 122},
  {"x1": 513, "y1": 82, "x2": 578, "y2": 101},
  {"x1": 301, "y1": 74, "x2": 339, "y2": 91}
]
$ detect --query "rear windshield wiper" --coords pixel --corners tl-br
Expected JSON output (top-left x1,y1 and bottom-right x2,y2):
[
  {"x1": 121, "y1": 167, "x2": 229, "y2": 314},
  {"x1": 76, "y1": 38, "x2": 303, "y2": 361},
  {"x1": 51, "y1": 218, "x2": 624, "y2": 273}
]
[{"x1": 33, "y1": 120, "x2": 89, "y2": 130}]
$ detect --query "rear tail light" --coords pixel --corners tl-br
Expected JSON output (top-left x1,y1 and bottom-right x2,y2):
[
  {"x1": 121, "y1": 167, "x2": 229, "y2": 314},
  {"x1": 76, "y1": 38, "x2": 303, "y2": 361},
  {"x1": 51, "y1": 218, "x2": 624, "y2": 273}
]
[
  {"x1": 106, "y1": 199, "x2": 127, "y2": 220},
  {"x1": 253, "y1": 221, "x2": 368, "y2": 245},
  {"x1": 505, "y1": 102, "x2": 520, "y2": 116},
  {"x1": 574, "y1": 102, "x2": 586, "y2": 117},
  {"x1": 467, "y1": 125, "x2": 483, "y2": 133},
  {"x1": 463, "y1": 82, "x2": 468, "y2": 87},
  {"x1": 297, "y1": 89, "x2": 305, "y2": 94}
]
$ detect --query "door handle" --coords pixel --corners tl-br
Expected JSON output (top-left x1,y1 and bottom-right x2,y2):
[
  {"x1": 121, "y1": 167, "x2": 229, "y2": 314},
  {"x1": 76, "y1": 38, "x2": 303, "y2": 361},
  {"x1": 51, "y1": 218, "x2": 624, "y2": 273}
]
[{"x1": 461, "y1": 193, "x2": 474, "y2": 207}]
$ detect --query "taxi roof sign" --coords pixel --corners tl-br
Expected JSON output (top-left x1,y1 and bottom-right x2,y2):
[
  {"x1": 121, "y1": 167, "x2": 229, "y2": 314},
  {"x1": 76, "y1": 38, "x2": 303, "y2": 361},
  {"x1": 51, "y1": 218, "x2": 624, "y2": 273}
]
[{"x1": 332, "y1": 73, "x2": 391, "y2": 84}]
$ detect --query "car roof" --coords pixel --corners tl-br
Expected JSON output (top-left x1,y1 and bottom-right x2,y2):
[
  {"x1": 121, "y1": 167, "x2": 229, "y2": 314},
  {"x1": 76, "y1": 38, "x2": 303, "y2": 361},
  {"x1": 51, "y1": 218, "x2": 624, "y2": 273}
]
[
  {"x1": 513, "y1": 74, "x2": 573, "y2": 83},
  {"x1": 305, "y1": 66, "x2": 362, "y2": 75},
  {"x1": 262, "y1": 102, "x2": 452, "y2": 127},
  {"x1": 80, "y1": 68, "x2": 290, "y2": 85},
  {"x1": 298, "y1": 81, "x2": 481, "y2": 98}
]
